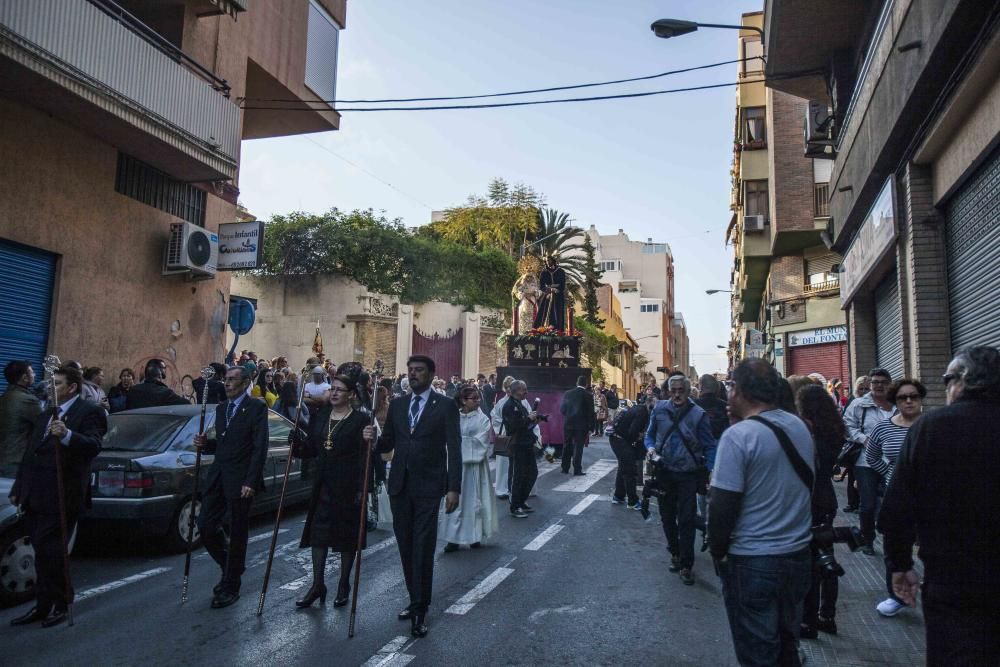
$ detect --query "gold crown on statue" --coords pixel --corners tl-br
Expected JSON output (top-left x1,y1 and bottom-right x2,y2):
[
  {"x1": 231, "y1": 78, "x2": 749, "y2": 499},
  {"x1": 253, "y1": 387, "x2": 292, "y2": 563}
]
[{"x1": 517, "y1": 254, "x2": 544, "y2": 275}]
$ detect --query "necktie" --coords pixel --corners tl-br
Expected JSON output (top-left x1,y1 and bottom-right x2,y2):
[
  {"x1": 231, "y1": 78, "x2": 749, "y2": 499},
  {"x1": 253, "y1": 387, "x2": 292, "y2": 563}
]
[
  {"x1": 227, "y1": 401, "x2": 237, "y2": 426},
  {"x1": 409, "y1": 395, "x2": 422, "y2": 430}
]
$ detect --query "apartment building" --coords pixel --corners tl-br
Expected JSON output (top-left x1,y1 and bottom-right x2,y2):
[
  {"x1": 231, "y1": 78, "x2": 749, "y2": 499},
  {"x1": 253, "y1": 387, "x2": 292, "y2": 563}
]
[
  {"x1": 594, "y1": 284, "x2": 639, "y2": 399},
  {"x1": 765, "y1": 0, "x2": 1000, "y2": 405},
  {"x1": 587, "y1": 226, "x2": 675, "y2": 385},
  {"x1": 0, "y1": 0, "x2": 345, "y2": 389},
  {"x1": 726, "y1": 11, "x2": 849, "y2": 383},
  {"x1": 671, "y1": 313, "x2": 695, "y2": 382}
]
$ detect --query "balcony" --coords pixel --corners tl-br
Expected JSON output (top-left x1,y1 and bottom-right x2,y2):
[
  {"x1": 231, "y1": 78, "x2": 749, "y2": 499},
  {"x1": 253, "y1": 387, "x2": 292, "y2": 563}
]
[
  {"x1": 814, "y1": 182, "x2": 830, "y2": 218},
  {"x1": 0, "y1": 0, "x2": 240, "y2": 181},
  {"x1": 803, "y1": 279, "x2": 840, "y2": 296}
]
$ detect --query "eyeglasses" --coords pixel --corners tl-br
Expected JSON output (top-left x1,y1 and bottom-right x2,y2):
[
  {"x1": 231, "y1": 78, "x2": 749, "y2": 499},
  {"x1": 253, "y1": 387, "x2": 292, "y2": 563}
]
[
  {"x1": 870, "y1": 379, "x2": 889, "y2": 386},
  {"x1": 329, "y1": 387, "x2": 350, "y2": 394},
  {"x1": 895, "y1": 394, "x2": 922, "y2": 402}
]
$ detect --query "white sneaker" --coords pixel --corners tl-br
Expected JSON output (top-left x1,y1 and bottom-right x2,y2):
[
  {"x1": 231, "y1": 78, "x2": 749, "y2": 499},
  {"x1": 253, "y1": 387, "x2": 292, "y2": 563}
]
[{"x1": 876, "y1": 598, "x2": 906, "y2": 617}]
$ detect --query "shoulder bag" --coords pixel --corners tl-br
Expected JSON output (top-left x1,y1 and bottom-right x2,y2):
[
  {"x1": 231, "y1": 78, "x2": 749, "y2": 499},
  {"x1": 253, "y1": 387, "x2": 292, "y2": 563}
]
[
  {"x1": 493, "y1": 421, "x2": 513, "y2": 457},
  {"x1": 835, "y1": 408, "x2": 865, "y2": 468},
  {"x1": 747, "y1": 416, "x2": 814, "y2": 492}
]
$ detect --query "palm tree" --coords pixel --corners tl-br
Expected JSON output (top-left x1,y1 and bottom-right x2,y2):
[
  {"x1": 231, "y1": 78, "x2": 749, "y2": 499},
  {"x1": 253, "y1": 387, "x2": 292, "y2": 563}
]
[{"x1": 526, "y1": 209, "x2": 587, "y2": 291}]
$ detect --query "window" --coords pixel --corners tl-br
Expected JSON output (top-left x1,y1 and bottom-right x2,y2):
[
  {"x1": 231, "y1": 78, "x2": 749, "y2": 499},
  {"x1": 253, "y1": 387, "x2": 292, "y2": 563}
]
[
  {"x1": 742, "y1": 107, "x2": 766, "y2": 147},
  {"x1": 744, "y1": 180, "x2": 769, "y2": 221},
  {"x1": 740, "y1": 38, "x2": 764, "y2": 76},
  {"x1": 640, "y1": 303, "x2": 660, "y2": 313},
  {"x1": 641, "y1": 243, "x2": 668, "y2": 254},
  {"x1": 305, "y1": 0, "x2": 340, "y2": 101},
  {"x1": 115, "y1": 153, "x2": 206, "y2": 226},
  {"x1": 599, "y1": 260, "x2": 621, "y2": 272}
]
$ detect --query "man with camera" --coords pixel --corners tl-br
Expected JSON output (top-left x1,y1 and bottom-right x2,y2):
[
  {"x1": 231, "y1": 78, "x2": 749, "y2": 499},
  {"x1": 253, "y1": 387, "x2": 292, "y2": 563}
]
[
  {"x1": 644, "y1": 373, "x2": 716, "y2": 585},
  {"x1": 502, "y1": 380, "x2": 542, "y2": 518},
  {"x1": 708, "y1": 359, "x2": 814, "y2": 666}
]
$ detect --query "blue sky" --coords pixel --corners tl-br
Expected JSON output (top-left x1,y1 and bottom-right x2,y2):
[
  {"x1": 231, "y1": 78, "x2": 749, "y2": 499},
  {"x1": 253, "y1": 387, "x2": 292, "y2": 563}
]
[{"x1": 240, "y1": 0, "x2": 763, "y2": 374}]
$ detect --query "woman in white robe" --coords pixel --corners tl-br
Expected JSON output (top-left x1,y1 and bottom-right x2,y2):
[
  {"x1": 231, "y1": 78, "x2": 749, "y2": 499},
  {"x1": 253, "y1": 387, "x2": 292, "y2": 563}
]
[{"x1": 443, "y1": 387, "x2": 498, "y2": 551}]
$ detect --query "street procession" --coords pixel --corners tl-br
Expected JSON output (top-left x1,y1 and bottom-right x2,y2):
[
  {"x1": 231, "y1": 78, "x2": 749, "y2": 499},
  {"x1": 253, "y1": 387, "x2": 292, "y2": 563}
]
[{"x1": 1, "y1": 1, "x2": 999, "y2": 665}]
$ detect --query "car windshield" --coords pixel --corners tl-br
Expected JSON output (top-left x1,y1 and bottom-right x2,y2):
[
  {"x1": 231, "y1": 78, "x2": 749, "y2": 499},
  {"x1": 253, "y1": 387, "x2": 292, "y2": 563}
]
[{"x1": 103, "y1": 414, "x2": 189, "y2": 452}]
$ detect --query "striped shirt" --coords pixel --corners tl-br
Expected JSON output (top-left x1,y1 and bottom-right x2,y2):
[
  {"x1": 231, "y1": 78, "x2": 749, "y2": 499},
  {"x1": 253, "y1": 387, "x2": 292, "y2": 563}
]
[{"x1": 865, "y1": 419, "x2": 911, "y2": 482}]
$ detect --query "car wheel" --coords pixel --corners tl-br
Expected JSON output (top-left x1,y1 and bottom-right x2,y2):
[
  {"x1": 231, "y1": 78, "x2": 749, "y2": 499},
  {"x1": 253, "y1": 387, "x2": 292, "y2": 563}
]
[
  {"x1": 164, "y1": 497, "x2": 202, "y2": 554},
  {"x1": 0, "y1": 527, "x2": 35, "y2": 608}
]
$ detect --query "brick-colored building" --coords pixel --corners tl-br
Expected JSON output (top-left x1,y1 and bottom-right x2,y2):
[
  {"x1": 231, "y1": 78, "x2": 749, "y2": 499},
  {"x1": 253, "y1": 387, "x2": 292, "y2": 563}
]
[
  {"x1": 0, "y1": 0, "x2": 345, "y2": 390},
  {"x1": 766, "y1": 0, "x2": 1000, "y2": 405},
  {"x1": 726, "y1": 10, "x2": 848, "y2": 382}
]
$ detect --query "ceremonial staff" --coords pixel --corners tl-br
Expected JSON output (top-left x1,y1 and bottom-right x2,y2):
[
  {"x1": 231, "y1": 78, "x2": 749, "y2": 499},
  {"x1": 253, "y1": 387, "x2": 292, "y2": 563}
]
[
  {"x1": 181, "y1": 367, "x2": 216, "y2": 603},
  {"x1": 42, "y1": 354, "x2": 74, "y2": 626},
  {"x1": 256, "y1": 367, "x2": 308, "y2": 616},
  {"x1": 349, "y1": 359, "x2": 384, "y2": 638}
]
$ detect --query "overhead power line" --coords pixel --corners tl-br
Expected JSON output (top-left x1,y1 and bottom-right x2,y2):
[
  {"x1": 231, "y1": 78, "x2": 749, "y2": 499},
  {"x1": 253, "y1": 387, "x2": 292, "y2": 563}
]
[{"x1": 239, "y1": 56, "x2": 762, "y2": 105}]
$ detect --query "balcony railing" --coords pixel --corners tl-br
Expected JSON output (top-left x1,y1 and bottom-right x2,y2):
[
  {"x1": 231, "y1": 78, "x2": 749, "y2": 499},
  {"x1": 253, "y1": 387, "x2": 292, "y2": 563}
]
[
  {"x1": 814, "y1": 182, "x2": 830, "y2": 217},
  {"x1": 803, "y1": 279, "x2": 840, "y2": 295},
  {"x1": 0, "y1": 0, "x2": 240, "y2": 174}
]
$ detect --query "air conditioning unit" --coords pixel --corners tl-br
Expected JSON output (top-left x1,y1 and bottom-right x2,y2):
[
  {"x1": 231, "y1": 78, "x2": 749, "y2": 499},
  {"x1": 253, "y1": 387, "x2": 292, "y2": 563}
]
[
  {"x1": 804, "y1": 100, "x2": 836, "y2": 159},
  {"x1": 743, "y1": 215, "x2": 766, "y2": 232},
  {"x1": 163, "y1": 222, "x2": 218, "y2": 278}
]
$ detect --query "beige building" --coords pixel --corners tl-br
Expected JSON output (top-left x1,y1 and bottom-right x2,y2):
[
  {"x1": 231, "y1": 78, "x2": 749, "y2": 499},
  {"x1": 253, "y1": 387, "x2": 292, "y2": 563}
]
[
  {"x1": 586, "y1": 227, "x2": 675, "y2": 384},
  {"x1": 230, "y1": 274, "x2": 508, "y2": 380},
  {"x1": 591, "y1": 284, "x2": 639, "y2": 400},
  {"x1": 0, "y1": 0, "x2": 345, "y2": 390},
  {"x1": 726, "y1": 11, "x2": 848, "y2": 382}
]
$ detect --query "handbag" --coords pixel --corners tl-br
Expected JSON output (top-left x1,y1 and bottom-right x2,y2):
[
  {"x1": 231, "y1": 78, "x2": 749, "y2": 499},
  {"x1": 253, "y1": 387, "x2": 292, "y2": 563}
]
[
  {"x1": 493, "y1": 421, "x2": 513, "y2": 457},
  {"x1": 836, "y1": 406, "x2": 867, "y2": 468}
]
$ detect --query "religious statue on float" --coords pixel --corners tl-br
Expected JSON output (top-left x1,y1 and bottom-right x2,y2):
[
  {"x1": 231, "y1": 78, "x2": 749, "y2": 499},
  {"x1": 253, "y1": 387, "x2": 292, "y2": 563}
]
[
  {"x1": 533, "y1": 254, "x2": 567, "y2": 332},
  {"x1": 511, "y1": 255, "x2": 543, "y2": 335}
]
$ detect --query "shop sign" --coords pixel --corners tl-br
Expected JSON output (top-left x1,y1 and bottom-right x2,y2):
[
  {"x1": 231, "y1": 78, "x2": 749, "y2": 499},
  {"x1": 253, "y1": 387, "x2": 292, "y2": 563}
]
[
  {"x1": 217, "y1": 221, "x2": 264, "y2": 270},
  {"x1": 840, "y1": 179, "x2": 896, "y2": 305},
  {"x1": 788, "y1": 325, "x2": 848, "y2": 347}
]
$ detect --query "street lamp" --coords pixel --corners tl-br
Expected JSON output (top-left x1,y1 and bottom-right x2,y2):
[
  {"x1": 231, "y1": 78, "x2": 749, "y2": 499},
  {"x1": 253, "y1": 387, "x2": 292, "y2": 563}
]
[
  {"x1": 650, "y1": 18, "x2": 764, "y2": 41},
  {"x1": 632, "y1": 335, "x2": 660, "y2": 342},
  {"x1": 706, "y1": 289, "x2": 733, "y2": 295}
]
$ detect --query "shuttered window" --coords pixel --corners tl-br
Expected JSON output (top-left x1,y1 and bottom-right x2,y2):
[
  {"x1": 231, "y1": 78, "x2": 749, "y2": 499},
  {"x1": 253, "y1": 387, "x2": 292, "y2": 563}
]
[
  {"x1": 875, "y1": 271, "x2": 904, "y2": 378},
  {"x1": 787, "y1": 341, "x2": 850, "y2": 384},
  {"x1": 305, "y1": 0, "x2": 340, "y2": 102},
  {"x1": 115, "y1": 153, "x2": 205, "y2": 226},
  {"x1": 946, "y1": 144, "x2": 1000, "y2": 352},
  {"x1": 0, "y1": 240, "x2": 56, "y2": 392}
]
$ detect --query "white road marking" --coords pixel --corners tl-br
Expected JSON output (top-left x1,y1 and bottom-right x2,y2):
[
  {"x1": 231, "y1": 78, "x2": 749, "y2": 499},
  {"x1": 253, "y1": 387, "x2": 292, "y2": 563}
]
[
  {"x1": 553, "y1": 460, "x2": 617, "y2": 492},
  {"x1": 76, "y1": 567, "x2": 172, "y2": 602},
  {"x1": 362, "y1": 636, "x2": 416, "y2": 667},
  {"x1": 280, "y1": 537, "x2": 398, "y2": 591},
  {"x1": 536, "y1": 462, "x2": 559, "y2": 478},
  {"x1": 523, "y1": 522, "x2": 564, "y2": 551},
  {"x1": 195, "y1": 529, "x2": 291, "y2": 561},
  {"x1": 528, "y1": 605, "x2": 587, "y2": 623},
  {"x1": 566, "y1": 494, "x2": 601, "y2": 516},
  {"x1": 445, "y1": 566, "x2": 515, "y2": 615}
]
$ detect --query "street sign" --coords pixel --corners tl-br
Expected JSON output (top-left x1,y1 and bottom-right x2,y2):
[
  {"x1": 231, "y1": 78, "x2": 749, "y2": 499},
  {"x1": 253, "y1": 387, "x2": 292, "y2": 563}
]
[
  {"x1": 788, "y1": 325, "x2": 848, "y2": 347},
  {"x1": 217, "y1": 221, "x2": 264, "y2": 270},
  {"x1": 228, "y1": 298, "x2": 255, "y2": 335}
]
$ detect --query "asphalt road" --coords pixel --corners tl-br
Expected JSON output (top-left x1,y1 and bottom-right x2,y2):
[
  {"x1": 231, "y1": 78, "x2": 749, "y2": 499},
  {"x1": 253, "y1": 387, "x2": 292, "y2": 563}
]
[{"x1": 2, "y1": 439, "x2": 739, "y2": 666}]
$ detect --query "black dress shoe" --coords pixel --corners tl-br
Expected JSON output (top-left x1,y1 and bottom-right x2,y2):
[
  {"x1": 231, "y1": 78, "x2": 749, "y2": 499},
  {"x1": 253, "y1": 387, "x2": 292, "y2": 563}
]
[
  {"x1": 443, "y1": 542, "x2": 459, "y2": 553},
  {"x1": 213, "y1": 578, "x2": 225, "y2": 596},
  {"x1": 816, "y1": 616, "x2": 837, "y2": 634},
  {"x1": 10, "y1": 607, "x2": 48, "y2": 626},
  {"x1": 211, "y1": 590, "x2": 240, "y2": 609},
  {"x1": 411, "y1": 613, "x2": 428, "y2": 638},
  {"x1": 398, "y1": 608, "x2": 413, "y2": 621},
  {"x1": 471, "y1": 542, "x2": 481, "y2": 549},
  {"x1": 573, "y1": 471, "x2": 585, "y2": 476},
  {"x1": 799, "y1": 624, "x2": 818, "y2": 640},
  {"x1": 41, "y1": 609, "x2": 68, "y2": 628}
]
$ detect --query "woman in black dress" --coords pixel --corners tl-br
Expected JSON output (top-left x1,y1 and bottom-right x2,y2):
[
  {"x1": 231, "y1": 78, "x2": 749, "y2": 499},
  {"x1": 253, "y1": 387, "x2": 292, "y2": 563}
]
[{"x1": 294, "y1": 374, "x2": 369, "y2": 608}]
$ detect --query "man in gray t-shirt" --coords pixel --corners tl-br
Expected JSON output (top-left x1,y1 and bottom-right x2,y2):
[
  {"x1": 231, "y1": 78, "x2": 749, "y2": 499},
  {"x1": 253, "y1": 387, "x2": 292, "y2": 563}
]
[
  {"x1": 712, "y1": 408, "x2": 814, "y2": 555},
  {"x1": 708, "y1": 359, "x2": 814, "y2": 667}
]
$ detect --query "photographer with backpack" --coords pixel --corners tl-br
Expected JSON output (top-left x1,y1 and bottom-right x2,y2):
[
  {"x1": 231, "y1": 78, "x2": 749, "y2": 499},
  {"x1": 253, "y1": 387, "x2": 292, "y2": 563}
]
[{"x1": 609, "y1": 394, "x2": 656, "y2": 509}]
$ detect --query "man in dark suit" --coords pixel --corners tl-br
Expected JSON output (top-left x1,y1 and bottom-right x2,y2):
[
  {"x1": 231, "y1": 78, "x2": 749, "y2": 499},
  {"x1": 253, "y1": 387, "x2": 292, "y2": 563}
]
[
  {"x1": 365, "y1": 355, "x2": 461, "y2": 638},
  {"x1": 126, "y1": 359, "x2": 189, "y2": 410},
  {"x1": 559, "y1": 375, "x2": 595, "y2": 475},
  {"x1": 478, "y1": 374, "x2": 496, "y2": 417},
  {"x1": 193, "y1": 365, "x2": 269, "y2": 609},
  {"x1": 9, "y1": 365, "x2": 106, "y2": 627}
]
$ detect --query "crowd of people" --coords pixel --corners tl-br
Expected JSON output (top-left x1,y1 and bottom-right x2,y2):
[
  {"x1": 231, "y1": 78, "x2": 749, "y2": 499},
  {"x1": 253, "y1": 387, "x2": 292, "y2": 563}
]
[{"x1": 1, "y1": 345, "x2": 997, "y2": 665}]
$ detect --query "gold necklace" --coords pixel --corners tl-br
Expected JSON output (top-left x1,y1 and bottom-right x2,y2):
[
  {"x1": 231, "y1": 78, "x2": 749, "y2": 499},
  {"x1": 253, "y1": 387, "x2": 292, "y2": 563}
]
[{"x1": 324, "y1": 408, "x2": 353, "y2": 450}]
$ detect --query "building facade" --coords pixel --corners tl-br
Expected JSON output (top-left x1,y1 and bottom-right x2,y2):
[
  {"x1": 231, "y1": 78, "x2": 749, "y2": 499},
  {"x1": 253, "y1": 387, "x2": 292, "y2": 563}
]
[
  {"x1": 766, "y1": 0, "x2": 1000, "y2": 405},
  {"x1": 594, "y1": 284, "x2": 639, "y2": 399},
  {"x1": 0, "y1": 0, "x2": 345, "y2": 390},
  {"x1": 727, "y1": 11, "x2": 849, "y2": 383},
  {"x1": 587, "y1": 226, "x2": 675, "y2": 385}
]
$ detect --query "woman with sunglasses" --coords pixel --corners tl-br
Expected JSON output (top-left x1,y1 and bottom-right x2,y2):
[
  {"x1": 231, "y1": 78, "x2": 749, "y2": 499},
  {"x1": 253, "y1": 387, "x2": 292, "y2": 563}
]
[
  {"x1": 293, "y1": 374, "x2": 369, "y2": 609},
  {"x1": 442, "y1": 385, "x2": 498, "y2": 552},
  {"x1": 866, "y1": 378, "x2": 926, "y2": 618}
]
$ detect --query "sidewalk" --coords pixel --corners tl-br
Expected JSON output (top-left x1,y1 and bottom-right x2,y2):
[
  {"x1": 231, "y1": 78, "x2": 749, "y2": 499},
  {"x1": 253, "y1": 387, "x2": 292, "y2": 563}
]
[{"x1": 800, "y1": 477, "x2": 926, "y2": 666}]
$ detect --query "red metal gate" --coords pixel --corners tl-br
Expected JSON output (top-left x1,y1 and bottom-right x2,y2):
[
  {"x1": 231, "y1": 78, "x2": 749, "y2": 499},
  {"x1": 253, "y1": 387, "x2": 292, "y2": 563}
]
[
  {"x1": 787, "y1": 341, "x2": 850, "y2": 385},
  {"x1": 412, "y1": 327, "x2": 463, "y2": 379}
]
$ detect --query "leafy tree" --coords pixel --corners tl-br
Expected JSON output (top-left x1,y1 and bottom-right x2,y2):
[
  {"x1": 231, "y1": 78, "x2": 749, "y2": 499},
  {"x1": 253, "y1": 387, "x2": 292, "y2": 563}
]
[
  {"x1": 251, "y1": 209, "x2": 516, "y2": 310},
  {"x1": 574, "y1": 315, "x2": 617, "y2": 381},
  {"x1": 527, "y1": 209, "x2": 587, "y2": 294},
  {"x1": 581, "y1": 234, "x2": 605, "y2": 327}
]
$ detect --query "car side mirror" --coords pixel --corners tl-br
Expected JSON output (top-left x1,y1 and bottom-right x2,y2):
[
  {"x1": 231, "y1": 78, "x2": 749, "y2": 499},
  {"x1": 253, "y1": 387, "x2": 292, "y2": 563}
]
[{"x1": 177, "y1": 452, "x2": 196, "y2": 467}]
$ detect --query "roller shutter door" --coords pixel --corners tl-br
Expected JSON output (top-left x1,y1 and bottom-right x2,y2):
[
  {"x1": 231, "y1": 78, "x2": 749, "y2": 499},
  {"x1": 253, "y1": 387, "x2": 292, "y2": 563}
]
[
  {"x1": 874, "y1": 271, "x2": 904, "y2": 378},
  {"x1": 787, "y1": 341, "x2": 850, "y2": 384},
  {"x1": 946, "y1": 144, "x2": 1000, "y2": 352},
  {"x1": 0, "y1": 240, "x2": 56, "y2": 392}
]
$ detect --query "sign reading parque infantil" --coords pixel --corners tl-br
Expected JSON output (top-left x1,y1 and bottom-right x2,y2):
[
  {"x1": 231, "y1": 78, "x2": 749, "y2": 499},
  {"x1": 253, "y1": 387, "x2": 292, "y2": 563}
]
[
  {"x1": 217, "y1": 221, "x2": 264, "y2": 271},
  {"x1": 840, "y1": 178, "x2": 897, "y2": 306},
  {"x1": 788, "y1": 325, "x2": 848, "y2": 347}
]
